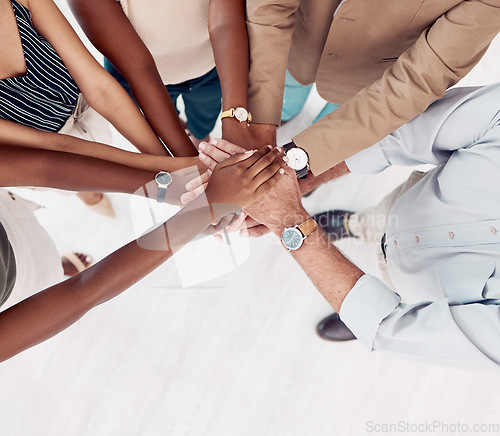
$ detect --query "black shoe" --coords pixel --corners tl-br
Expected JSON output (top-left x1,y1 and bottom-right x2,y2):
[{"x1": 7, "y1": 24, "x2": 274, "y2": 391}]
[
  {"x1": 316, "y1": 313, "x2": 357, "y2": 342},
  {"x1": 312, "y1": 210, "x2": 355, "y2": 241}
]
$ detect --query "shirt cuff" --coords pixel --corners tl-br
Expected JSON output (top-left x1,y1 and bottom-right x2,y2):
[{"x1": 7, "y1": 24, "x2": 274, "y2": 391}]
[
  {"x1": 339, "y1": 274, "x2": 401, "y2": 350},
  {"x1": 344, "y1": 143, "x2": 390, "y2": 174}
]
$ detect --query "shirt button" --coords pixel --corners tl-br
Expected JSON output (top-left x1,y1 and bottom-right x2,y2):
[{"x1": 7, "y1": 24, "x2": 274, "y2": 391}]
[
  {"x1": 414, "y1": 236, "x2": 419, "y2": 243},
  {"x1": 491, "y1": 227, "x2": 497, "y2": 234},
  {"x1": 449, "y1": 232, "x2": 454, "y2": 239}
]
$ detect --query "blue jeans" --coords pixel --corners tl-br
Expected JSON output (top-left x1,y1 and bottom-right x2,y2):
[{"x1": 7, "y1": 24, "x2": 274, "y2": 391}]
[
  {"x1": 104, "y1": 59, "x2": 222, "y2": 139},
  {"x1": 281, "y1": 70, "x2": 340, "y2": 124}
]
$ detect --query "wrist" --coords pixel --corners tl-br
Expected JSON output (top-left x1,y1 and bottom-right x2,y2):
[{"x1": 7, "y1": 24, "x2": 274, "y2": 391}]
[{"x1": 266, "y1": 207, "x2": 311, "y2": 236}]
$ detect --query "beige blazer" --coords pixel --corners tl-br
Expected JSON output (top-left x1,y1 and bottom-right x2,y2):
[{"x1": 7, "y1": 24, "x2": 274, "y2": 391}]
[{"x1": 246, "y1": 0, "x2": 500, "y2": 175}]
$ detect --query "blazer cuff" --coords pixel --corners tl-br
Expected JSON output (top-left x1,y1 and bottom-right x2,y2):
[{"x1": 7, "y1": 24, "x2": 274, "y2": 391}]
[{"x1": 339, "y1": 274, "x2": 401, "y2": 350}]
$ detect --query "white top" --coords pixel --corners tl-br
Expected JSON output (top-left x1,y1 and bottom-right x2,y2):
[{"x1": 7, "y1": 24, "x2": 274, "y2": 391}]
[
  {"x1": 341, "y1": 83, "x2": 500, "y2": 372},
  {"x1": 119, "y1": 0, "x2": 215, "y2": 85},
  {"x1": 0, "y1": 190, "x2": 63, "y2": 307}
]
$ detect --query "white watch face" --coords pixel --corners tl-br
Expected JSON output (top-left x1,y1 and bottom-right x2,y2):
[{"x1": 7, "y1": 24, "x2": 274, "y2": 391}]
[
  {"x1": 234, "y1": 107, "x2": 248, "y2": 122},
  {"x1": 286, "y1": 147, "x2": 309, "y2": 171},
  {"x1": 281, "y1": 227, "x2": 304, "y2": 251}
]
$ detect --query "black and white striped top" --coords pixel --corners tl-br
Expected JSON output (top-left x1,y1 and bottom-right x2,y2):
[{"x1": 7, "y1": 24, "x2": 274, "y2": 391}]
[{"x1": 0, "y1": 0, "x2": 80, "y2": 132}]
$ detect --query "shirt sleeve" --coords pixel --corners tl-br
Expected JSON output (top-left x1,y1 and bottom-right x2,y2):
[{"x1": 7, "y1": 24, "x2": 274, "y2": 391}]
[
  {"x1": 345, "y1": 83, "x2": 500, "y2": 174},
  {"x1": 340, "y1": 275, "x2": 500, "y2": 372},
  {"x1": 294, "y1": 0, "x2": 500, "y2": 175}
]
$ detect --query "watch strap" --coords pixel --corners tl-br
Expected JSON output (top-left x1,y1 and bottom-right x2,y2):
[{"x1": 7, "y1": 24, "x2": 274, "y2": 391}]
[
  {"x1": 283, "y1": 141, "x2": 296, "y2": 153},
  {"x1": 157, "y1": 187, "x2": 167, "y2": 203},
  {"x1": 297, "y1": 218, "x2": 318, "y2": 237},
  {"x1": 220, "y1": 107, "x2": 252, "y2": 124},
  {"x1": 220, "y1": 108, "x2": 234, "y2": 120},
  {"x1": 296, "y1": 166, "x2": 309, "y2": 179}
]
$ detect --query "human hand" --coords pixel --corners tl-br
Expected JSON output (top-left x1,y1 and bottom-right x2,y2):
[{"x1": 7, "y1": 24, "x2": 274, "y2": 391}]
[
  {"x1": 224, "y1": 215, "x2": 272, "y2": 238},
  {"x1": 198, "y1": 138, "x2": 247, "y2": 170},
  {"x1": 159, "y1": 165, "x2": 211, "y2": 206},
  {"x1": 244, "y1": 162, "x2": 306, "y2": 234},
  {"x1": 205, "y1": 146, "x2": 287, "y2": 209}
]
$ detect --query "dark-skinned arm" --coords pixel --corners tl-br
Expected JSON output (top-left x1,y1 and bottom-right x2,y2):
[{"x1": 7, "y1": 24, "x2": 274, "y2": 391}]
[
  {"x1": 0, "y1": 148, "x2": 286, "y2": 363},
  {"x1": 208, "y1": 0, "x2": 255, "y2": 149},
  {"x1": 0, "y1": 117, "x2": 202, "y2": 174},
  {"x1": 68, "y1": 0, "x2": 197, "y2": 157}
]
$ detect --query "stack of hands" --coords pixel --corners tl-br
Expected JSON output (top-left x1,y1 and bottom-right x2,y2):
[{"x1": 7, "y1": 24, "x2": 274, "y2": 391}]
[{"x1": 181, "y1": 138, "x2": 310, "y2": 239}]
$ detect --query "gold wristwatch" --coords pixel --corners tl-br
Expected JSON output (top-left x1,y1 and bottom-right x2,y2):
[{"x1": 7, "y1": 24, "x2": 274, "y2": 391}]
[
  {"x1": 280, "y1": 218, "x2": 318, "y2": 251},
  {"x1": 220, "y1": 107, "x2": 252, "y2": 126}
]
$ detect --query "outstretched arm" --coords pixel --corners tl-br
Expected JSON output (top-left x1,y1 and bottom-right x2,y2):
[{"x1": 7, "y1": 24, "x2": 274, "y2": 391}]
[
  {"x1": 67, "y1": 0, "x2": 197, "y2": 157},
  {"x1": 0, "y1": 147, "x2": 286, "y2": 363},
  {"x1": 0, "y1": 117, "x2": 202, "y2": 174},
  {"x1": 23, "y1": 0, "x2": 168, "y2": 155}
]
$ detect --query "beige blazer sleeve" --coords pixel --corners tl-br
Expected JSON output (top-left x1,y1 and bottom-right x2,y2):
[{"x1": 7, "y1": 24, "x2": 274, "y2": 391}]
[
  {"x1": 294, "y1": 0, "x2": 500, "y2": 175},
  {"x1": 246, "y1": 0, "x2": 300, "y2": 125}
]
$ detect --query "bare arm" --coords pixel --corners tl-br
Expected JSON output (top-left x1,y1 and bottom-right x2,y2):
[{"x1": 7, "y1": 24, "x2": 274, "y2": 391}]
[
  {"x1": 0, "y1": 147, "x2": 286, "y2": 363},
  {"x1": 209, "y1": 0, "x2": 255, "y2": 149},
  {"x1": 23, "y1": 0, "x2": 168, "y2": 155},
  {"x1": 0, "y1": 117, "x2": 202, "y2": 174},
  {"x1": 67, "y1": 0, "x2": 197, "y2": 157}
]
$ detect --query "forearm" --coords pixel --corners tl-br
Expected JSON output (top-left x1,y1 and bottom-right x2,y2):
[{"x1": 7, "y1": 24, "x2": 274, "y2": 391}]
[
  {"x1": 299, "y1": 161, "x2": 350, "y2": 195},
  {"x1": 0, "y1": 196, "x2": 227, "y2": 363},
  {"x1": 68, "y1": 0, "x2": 196, "y2": 157},
  {"x1": 126, "y1": 68, "x2": 198, "y2": 157},
  {"x1": 89, "y1": 78, "x2": 168, "y2": 155},
  {"x1": 0, "y1": 145, "x2": 156, "y2": 195},
  {"x1": 268, "y1": 207, "x2": 363, "y2": 312},
  {"x1": 0, "y1": 118, "x2": 203, "y2": 174}
]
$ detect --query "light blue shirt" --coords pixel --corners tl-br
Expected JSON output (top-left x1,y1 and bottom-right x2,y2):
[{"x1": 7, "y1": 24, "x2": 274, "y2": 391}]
[{"x1": 341, "y1": 83, "x2": 500, "y2": 372}]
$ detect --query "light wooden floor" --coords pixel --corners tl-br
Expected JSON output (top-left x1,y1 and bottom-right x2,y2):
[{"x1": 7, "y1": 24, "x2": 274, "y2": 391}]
[{"x1": 0, "y1": 4, "x2": 499, "y2": 435}]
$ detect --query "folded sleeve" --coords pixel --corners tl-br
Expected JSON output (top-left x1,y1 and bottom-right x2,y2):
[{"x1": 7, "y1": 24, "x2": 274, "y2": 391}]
[
  {"x1": 246, "y1": 0, "x2": 301, "y2": 125},
  {"x1": 294, "y1": 0, "x2": 500, "y2": 175},
  {"x1": 340, "y1": 274, "x2": 500, "y2": 372}
]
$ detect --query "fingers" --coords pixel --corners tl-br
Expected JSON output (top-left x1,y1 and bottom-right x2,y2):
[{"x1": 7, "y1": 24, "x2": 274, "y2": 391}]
[
  {"x1": 199, "y1": 139, "x2": 232, "y2": 164},
  {"x1": 181, "y1": 182, "x2": 208, "y2": 204},
  {"x1": 253, "y1": 162, "x2": 285, "y2": 192},
  {"x1": 207, "y1": 138, "x2": 247, "y2": 156},
  {"x1": 198, "y1": 150, "x2": 218, "y2": 170},
  {"x1": 253, "y1": 172, "x2": 281, "y2": 200},
  {"x1": 217, "y1": 149, "x2": 256, "y2": 169},
  {"x1": 185, "y1": 169, "x2": 211, "y2": 192},
  {"x1": 228, "y1": 211, "x2": 247, "y2": 230},
  {"x1": 240, "y1": 224, "x2": 271, "y2": 238},
  {"x1": 247, "y1": 146, "x2": 286, "y2": 179}
]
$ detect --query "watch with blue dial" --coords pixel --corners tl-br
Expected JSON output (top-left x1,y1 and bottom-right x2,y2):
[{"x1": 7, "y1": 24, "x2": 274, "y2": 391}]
[
  {"x1": 280, "y1": 218, "x2": 318, "y2": 251},
  {"x1": 155, "y1": 171, "x2": 172, "y2": 203}
]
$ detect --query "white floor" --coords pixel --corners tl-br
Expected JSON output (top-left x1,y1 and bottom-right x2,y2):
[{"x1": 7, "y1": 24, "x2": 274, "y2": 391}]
[{"x1": 1, "y1": 4, "x2": 500, "y2": 435}]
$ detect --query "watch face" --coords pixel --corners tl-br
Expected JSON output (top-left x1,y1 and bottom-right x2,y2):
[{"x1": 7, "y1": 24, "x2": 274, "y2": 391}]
[
  {"x1": 286, "y1": 147, "x2": 309, "y2": 171},
  {"x1": 281, "y1": 227, "x2": 304, "y2": 251},
  {"x1": 234, "y1": 107, "x2": 248, "y2": 122},
  {"x1": 156, "y1": 172, "x2": 172, "y2": 186}
]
